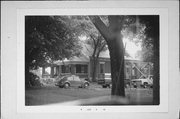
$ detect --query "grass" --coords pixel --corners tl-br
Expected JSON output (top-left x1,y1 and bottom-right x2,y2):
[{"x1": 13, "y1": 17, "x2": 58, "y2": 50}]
[{"x1": 25, "y1": 85, "x2": 153, "y2": 106}]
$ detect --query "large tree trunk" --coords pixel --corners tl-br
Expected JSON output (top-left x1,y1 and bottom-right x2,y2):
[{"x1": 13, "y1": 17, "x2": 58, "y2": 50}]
[
  {"x1": 108, "y1": 37, "x2": 125, "y2": 96},
  {"x1": 89, "y1": 16, "x2": 125, "y2": 96}
]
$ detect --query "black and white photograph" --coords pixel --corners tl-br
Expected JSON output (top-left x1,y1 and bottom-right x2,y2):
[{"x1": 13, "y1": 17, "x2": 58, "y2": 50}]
[
  {"x1": 25, "y1": 15, "x2": 160, "y2": 106},
  {"x1": 1, "y1": 1, "x2": 179, "y2": 119}
]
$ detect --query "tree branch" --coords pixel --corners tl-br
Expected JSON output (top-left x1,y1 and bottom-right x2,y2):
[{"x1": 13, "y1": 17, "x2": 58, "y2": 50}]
[
  {"x1": 90, "y1": 35, "x2": 97, "y2": 48},
  {"x1": 100, "y1": 43, "x2": 106, "y2": 52},
  {"x1": 108, "y1": 16, "x2": 124, "y2": 34},
  {"x1": 89, "y1": 16, "x2": 112, "y2": 41},
  {"x1": 90, "y1": 35, "x2": 98, "y2": 57},
  {"x1": 96, "y1": 43, "x2": 106, "y2": 59}
]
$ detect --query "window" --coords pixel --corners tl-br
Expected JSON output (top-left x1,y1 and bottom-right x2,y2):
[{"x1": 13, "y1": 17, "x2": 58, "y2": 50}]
[
  {"x1": 100, "y1": 63, "x2": 105, "y2": 73},
  {"x1": 76, "y1": 65, "x2": 88, "y2": 73},
  {"x1": 61, "y1": 65, "x2": 70, "y2": 73}
]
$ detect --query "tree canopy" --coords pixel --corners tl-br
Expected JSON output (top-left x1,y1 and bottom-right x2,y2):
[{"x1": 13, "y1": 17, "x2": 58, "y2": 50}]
[
  {"x1": 139, "y1": 15, "x2": 159, "y2": 105},
  {"x1": 25, "y1": 16, "x2": 82, "y2": 70}
]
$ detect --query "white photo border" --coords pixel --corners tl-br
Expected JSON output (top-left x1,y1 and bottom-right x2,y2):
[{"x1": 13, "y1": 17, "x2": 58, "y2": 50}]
[{"x1": 17, "y1": 8, "x2": 168, "y2": 113}]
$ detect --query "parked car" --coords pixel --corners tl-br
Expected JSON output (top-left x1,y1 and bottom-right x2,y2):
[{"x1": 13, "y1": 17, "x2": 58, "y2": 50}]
[
  {"x1": 97, "y1": 73, "x2": 131, "y2": 88},
  {"x1": 55, "y1": 75, "x2": 90, "y2": 88},
  {"x1": 131, "y1": 75, "x2": 153, "y2": 88},
  {"x1": 97, "y1": 73, "x2": 112, "y2": 88}
]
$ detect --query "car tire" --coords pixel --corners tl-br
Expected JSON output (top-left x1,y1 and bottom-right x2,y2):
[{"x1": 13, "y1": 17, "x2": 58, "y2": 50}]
[
  {"x1": 59, "y1": 85, "x2": 63, "y2": 88},
  {"x1": 102, "y1": 85, "x2": 107, "y2": 88},
  {"x1": 133, "y1": 85, "x2": 137, "y2": 88},
  {"x1": 64, "y1": 83, "x2": 70, "y2": 88},
  {"x1": 107, "y1": 84, "x2": 111, "y2": 88},
  {"x1": 143, "y1": 82, "x2": 148, "y2": 88},
  {"x1": 84, "y1": 83, "x2": 89, "y2": 88}
]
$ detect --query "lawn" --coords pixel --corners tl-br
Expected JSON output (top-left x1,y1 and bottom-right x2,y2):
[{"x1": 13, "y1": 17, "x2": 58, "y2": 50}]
[{"x1": 25, "y1": 85, "x2": 153, "y2": 106}]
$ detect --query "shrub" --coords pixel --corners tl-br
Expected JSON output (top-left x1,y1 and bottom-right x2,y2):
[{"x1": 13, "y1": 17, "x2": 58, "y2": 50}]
[{"x1": 25, "y1": 72, "x2": 43, "y2": 88}]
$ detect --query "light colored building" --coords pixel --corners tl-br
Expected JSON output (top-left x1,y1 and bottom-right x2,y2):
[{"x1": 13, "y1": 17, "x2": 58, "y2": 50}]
[{"x1": 41, "y1": 47, "x2": 153, "y2": 81}]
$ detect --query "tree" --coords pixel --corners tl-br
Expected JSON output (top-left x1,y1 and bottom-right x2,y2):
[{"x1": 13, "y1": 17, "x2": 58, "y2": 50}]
[
  {"x1": 135, "y1": 47, "x2": 153, "y2": 62},
  {"x1": 61, "y1": 16, "x2": 108, "y2": 82},
  {"x1": 130, "y1": 15, "x2": 159, "y2": 104},
  {"x1": 60, "y1": 16, "x2": 131, "y2": 84},
  {"x1": 122, "y1": 15, "x2": 159, "y2": 104},
  {"x1": 89, "y1": 16, "x2": 126, "y2": 96},
  {"x1": 139, "y1": 16, "x2": 160, "y2": 105},
  {"x1": 89, "y1": 15, "x2": 159, "y2": 100},
  {"x1": 86, "y1": 34, "x2": 107, "y2": 82},
  {"x1": 25, "y1": 16, "x2": 81, "y2": 87}
]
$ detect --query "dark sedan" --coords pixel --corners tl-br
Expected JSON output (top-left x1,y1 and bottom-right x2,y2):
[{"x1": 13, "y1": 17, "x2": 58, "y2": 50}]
[{"x1": 55, "y1": 75, "x2": 90, "y2": 88}]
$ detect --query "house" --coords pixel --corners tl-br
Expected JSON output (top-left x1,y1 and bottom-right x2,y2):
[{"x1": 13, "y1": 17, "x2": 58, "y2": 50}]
[{"x1": 41, "y1": 44, "x2": 153, "y2": 81}]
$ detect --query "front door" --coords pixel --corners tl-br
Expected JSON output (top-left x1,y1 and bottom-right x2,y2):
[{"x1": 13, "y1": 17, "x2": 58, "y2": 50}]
[{"x1": 99, "y1": 62, "x2": 105, "y2": 74}]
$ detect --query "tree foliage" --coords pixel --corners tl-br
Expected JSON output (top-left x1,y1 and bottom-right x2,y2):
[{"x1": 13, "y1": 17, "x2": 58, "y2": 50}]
[
  {"x1": 59, "y1": 16, "x2": 108, "y2": 82},
  {"x1": 87, "y1": 34, "x2": 107, "y2": 82},
  {"x1": 139, "y1": 15, "x2": 160, "y2": 105},
  {"x1": 25, "y1": 16, "x2": 82, "y2": 87},
  {"x1": 121, "y1": 16, "x2": 156, "y2": 62},
  {"x1": 25, "y1": 16, "x2": 82, "y2": 70},
  {"x1": 131, "y1": 15, "x2": 159, "y2": 104}
]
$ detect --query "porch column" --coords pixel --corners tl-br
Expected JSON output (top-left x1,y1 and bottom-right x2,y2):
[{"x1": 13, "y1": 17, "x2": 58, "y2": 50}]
[
  {"x1": 42, "y1": 67, "x2": 46, "y2": 78},
  {"x1": 88, "y1": 63, "x2": 90, "y2": 80},
  {"x1": 50, "y1": 66, "x2": 54, "y2": 78}
]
